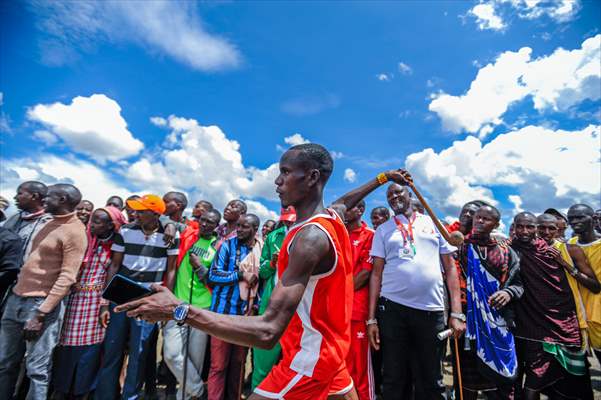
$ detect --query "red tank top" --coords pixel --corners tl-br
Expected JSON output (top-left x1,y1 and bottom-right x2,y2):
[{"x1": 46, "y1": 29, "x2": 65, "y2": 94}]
[{"x1": 277, "y1": 208, "x2": 354, "y2": 378}]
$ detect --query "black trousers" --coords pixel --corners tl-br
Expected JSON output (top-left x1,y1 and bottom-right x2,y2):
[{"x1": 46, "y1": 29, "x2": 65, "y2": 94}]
[{"x1": 378, "y1": 297, "x2": 446, "y2": 400}]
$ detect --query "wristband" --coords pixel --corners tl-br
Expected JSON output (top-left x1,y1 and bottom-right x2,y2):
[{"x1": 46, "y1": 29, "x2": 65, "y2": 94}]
[
  {"x1": 376, "y1": 173, "x2": 388, "y2": 185},
  {"x1": 569, "y1": 267, "x2": 578, "y2": 277},
  {"x1": 366, "y1": 318, "x2": 378, "y2": 326}
]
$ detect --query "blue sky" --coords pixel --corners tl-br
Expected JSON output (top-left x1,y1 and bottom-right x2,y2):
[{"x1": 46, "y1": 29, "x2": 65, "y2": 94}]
[{"x1": 1, "y1": 0, "x2": 599, "y2": 229}]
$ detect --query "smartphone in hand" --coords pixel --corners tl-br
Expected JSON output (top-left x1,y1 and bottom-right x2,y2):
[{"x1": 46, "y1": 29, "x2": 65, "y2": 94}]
[{"x1": 102, "y1": 274, "x2": 153, "y2": 305}]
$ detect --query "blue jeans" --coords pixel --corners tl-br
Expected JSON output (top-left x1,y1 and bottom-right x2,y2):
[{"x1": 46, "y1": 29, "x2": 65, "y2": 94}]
[
  {"x1": 95, "y1": 304, "x2": 157, "y2": 400},
  {"x1": 0, "y1": 293, "x2": 65, "y2": 400}
]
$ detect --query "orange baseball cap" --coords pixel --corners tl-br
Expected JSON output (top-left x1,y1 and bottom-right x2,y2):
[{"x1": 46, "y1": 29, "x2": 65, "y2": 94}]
[
  {"x1": 280, "y1": 206, "x2": 297, "y2": 222},
  {"x1": 126, "y1": 194, "x2": 166, "y2": 215}
]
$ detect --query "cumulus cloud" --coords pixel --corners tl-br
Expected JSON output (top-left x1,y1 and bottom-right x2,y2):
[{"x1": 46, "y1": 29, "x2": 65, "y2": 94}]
[
  {"x1": 398, "y1": 62, "x2": 413, "y2": 75},
  {"x1": 405, "y1": 124, "x2": 600, "y2": 218},
  {"x1": 468, "y1": 1, "x2": 580, "y2": 31},
  {"x1": 376, "y1": 73, "x2": 391, "y2": 81},
  {"x1": 28, "y1": 0, "x2": 240, "y2": 71},
  {"x1": 470, "y1": 3, "x2": 506, "y2": 31},
  {"x1": 429, "y1": 35, "x2": 601, "y2": 134},
  {"x1": 125, "y1": 115, "x2": 279, "y2": 221},
  {"x1": 284, "y1": 133, "x2": 310, "y2": 146},
  {"x1": 27, "y1": 94, "x2": 144, "y2": 163},
  {"x1": 281, "y1": 94, "x2": 340, "y2": 116},
  {"x1": 343, "y1": 168, "x2": 357, "y2": 183},
  {"x1": 0, "y1": 154, "x2": 130, "y2": 214},
  {"x1": 150, "y1": 116, "x2": 167, "y2": 127},
  {"x1": 32, "y1": 130, "x2": 59, "y2": 146}
]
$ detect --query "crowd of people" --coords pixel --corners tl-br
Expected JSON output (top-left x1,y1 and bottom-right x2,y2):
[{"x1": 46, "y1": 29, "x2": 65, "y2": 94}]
[{"x1": 0, "y1": 142, "x2": 599, "y2": 400}]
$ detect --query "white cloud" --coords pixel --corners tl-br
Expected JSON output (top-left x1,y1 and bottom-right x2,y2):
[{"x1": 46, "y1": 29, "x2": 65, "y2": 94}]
[
  {"x1": 429, "y1": 35, "x2": 601, "y2": 134},
  {"x1": 470, "y1": 3, "x2": 506, "y2": 31},
  {"x1": 376, "y1": 73, "x2": 391, "y2": 81},
  {"x1": 284, "y1": 133, "x2": 310, "y2": 146},
  {"x1": 28, "y1": 0, "x2": 240, "y2": 71},
  {"x1": 32, "y1": 130, "x2": 59, "y2": 145},
  {"x1": 508, "y1": 194, "x2": 524, "y2": 215},
  {"x1": 343, "y1": 168, "x2": 357, "y2": 183},
  {"x1": 468, "y1": 1, "x2": 580, "y2": 31},
  {"x1": 0, "y1": 154, "x2": 130, "y2": 213},
  {"x1": 513, "y1": 0, "x2": 581, "y2": 22},
  {"x1": 0, "y1": 92, "x2": 11, "y2": 134},
  {"x1": 125, "y1": 115, "x2": 279, "y2": 222},
  {"x1": 281, "y1": 94, "x2": 340, "y2": 116},
  {"x1": 27, "y1": 94, "x2": 144, "y2": 163},
  {"x1": 150, "y1": 116, "x2": 167, "y2": 127},
  {"x1": 398, "y1": 62, "x2": 413, "y2": 75},
  {"x1": 331, "y1": 151, "x2": 344, "y2": 160},
  {"x1": 405, "y1": 124, "x2": 600, "y2": 218}
]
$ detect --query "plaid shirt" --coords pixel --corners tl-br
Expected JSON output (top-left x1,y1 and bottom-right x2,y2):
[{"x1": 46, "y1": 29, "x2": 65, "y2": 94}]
[{"x1": 59, "y1": 240, "x2": 112, "y2": 346}]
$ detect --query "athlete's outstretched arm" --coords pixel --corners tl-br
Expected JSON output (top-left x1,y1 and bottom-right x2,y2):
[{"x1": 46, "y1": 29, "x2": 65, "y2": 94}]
[
  {"x1": 332, "y1": 169, "x2": 411, "y2": 212},
  {"x1": 114, "y1": 225, "x2": 330, "y2": 349}
]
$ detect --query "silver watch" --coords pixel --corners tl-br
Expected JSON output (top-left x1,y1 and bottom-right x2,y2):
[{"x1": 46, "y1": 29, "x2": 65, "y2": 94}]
[{"x1": 450, "y1": 312, "x2": 466, "y2": 322}]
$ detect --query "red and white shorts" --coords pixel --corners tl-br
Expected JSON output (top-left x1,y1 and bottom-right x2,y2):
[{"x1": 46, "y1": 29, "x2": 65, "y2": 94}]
[{"x1": 254, "y1": 363, "x2": 353, "y2": 399}]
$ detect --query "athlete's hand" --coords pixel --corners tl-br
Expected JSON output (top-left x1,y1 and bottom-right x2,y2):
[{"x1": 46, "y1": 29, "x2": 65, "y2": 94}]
[
  {"x1": 99, "y1": 305, "x2": 111, "y2": 328},
  {"x1": 489, "y1": 290, "x2": 511, "y2": 309},
  {"x1": 367, "y1": 323, "x2": 380, "y2": 351},
  {"x1": 115, "y1": 284, "x2": 179, "y2": 322}
]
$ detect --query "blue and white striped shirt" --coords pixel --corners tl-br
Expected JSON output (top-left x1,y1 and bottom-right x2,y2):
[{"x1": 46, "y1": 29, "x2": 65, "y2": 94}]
[{"x1": 208, "y1": 236, "x2": 251, "y2": 315}]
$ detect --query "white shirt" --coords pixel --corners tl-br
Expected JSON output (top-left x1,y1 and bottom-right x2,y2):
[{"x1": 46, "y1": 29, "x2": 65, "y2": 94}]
[{"x1": 370, "y1": 212, "x2": 456, "y2": 311}]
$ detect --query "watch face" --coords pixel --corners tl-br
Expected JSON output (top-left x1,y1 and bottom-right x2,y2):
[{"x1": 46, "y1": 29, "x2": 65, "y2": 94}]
[{"x1": 174, "y1": 304, "x2": 187, "y2": 321}]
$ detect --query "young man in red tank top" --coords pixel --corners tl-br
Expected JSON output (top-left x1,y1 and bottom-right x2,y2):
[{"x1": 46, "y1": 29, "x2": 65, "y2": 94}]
[{"x1": 115, "y1": 143, "x2": 410, "y2": 400}]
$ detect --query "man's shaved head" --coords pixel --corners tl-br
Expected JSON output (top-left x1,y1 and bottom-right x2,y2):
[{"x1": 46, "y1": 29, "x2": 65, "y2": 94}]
[
  {"x1": 20, "y1": 181, "x2": 48, "y2": 198},
  {"x1": 568, "y1": 203, "x2": 594, "y2": 217},
  {"x1": 514, "y1": 211, "x2": 536, "y2": 224},
  {"x1": 287, "y1": 143, "x2": 334, "y2": 183},
  {"x1": 481, "y1": 204, "x2": 501, "y2": 222},
  {"x1": 537, "y1": 213, "x2": 558, "y2": 224},
  {"x1": 244, "y1": 213, "x2": 260, "y2": 230}
]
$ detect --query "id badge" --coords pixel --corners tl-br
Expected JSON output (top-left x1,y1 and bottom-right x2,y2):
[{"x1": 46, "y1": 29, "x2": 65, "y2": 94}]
[{"x1": 399, "y1": 246, "x2": 414, "y2": 260}]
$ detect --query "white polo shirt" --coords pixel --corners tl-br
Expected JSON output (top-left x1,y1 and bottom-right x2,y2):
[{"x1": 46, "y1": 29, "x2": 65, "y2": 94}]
[{"x1": 370, "y1": 212, "x2": 456, "y2": 311}]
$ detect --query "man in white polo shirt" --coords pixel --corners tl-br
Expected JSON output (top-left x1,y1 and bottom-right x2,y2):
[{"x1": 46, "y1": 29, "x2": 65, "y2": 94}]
[{"x1": 366, "y1": 181, "x2": 465, "y2": 400}]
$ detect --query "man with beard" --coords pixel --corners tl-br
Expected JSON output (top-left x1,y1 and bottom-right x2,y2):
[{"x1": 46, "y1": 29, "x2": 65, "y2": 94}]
[
  {"x1": 567, "y1": 204, "x2": 601, "y2": 362},
  {"x1": 511, "y1": 212, "x2": 587, "y2": 399},
  {"x1": 366, "y1": 181, "x2": 465, "y2": 400},
  {"x1": 0, "y1": 184, "x2": 87, "y2": 400},
  {"x1": 454, "y1": 205, "x2": 522, "y2": 399}
]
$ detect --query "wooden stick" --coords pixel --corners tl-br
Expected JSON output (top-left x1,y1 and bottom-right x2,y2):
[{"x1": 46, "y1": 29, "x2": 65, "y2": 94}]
[
  {"x1": 454, "y1": 335, "x2": 464, "y2": 400},
  {"x1": 407, "y1": 181, "x2": 464, "y2": 246}
]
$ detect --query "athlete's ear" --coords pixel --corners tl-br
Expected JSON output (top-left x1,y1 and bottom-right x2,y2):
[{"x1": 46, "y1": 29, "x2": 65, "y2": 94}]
[{"x1": 307, "y1": 168, "x2": 320, "y2": 188}]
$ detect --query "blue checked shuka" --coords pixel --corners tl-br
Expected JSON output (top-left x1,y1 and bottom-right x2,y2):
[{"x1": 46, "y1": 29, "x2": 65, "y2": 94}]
[{"x1": 465, "y1": 244, "x2": 518, "y2": 381}]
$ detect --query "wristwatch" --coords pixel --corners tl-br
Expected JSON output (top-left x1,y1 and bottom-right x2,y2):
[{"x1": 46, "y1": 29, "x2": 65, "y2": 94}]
[
  {"x1": 173, "y1": 302, "x2": 190, "y2": 326},
  {"x1": 450, "y1": 312, "x2": 466, "y2": 322}
]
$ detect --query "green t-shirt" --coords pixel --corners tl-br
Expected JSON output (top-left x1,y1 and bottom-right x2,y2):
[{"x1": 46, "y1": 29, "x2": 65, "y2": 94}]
[{"x1": 174, "y1": 236, "x2": 217, "y2": 308}]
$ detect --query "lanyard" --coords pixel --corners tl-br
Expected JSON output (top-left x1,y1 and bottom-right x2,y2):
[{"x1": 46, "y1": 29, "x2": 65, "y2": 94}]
[{"x1": 394, "y1": 214, "x2": 416, "y2": 255}]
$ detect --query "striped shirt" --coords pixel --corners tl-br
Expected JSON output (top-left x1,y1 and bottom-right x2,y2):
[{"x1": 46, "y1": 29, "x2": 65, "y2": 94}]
[
  {"x1": 208, "y1": 236, "x2": 250, "y2": 315},
  {"x1": 111, "y1": 223, "x2": 180, "y2": 283}
]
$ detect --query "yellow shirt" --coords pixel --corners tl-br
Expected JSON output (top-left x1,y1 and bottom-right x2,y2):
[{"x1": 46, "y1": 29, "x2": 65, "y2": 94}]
[
  {"x1": 552, "y1": 241, "x2": 587, "y2": 329},
  {"x1": 568, "y1": 237, "x2": 601, "y2": 349}
]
